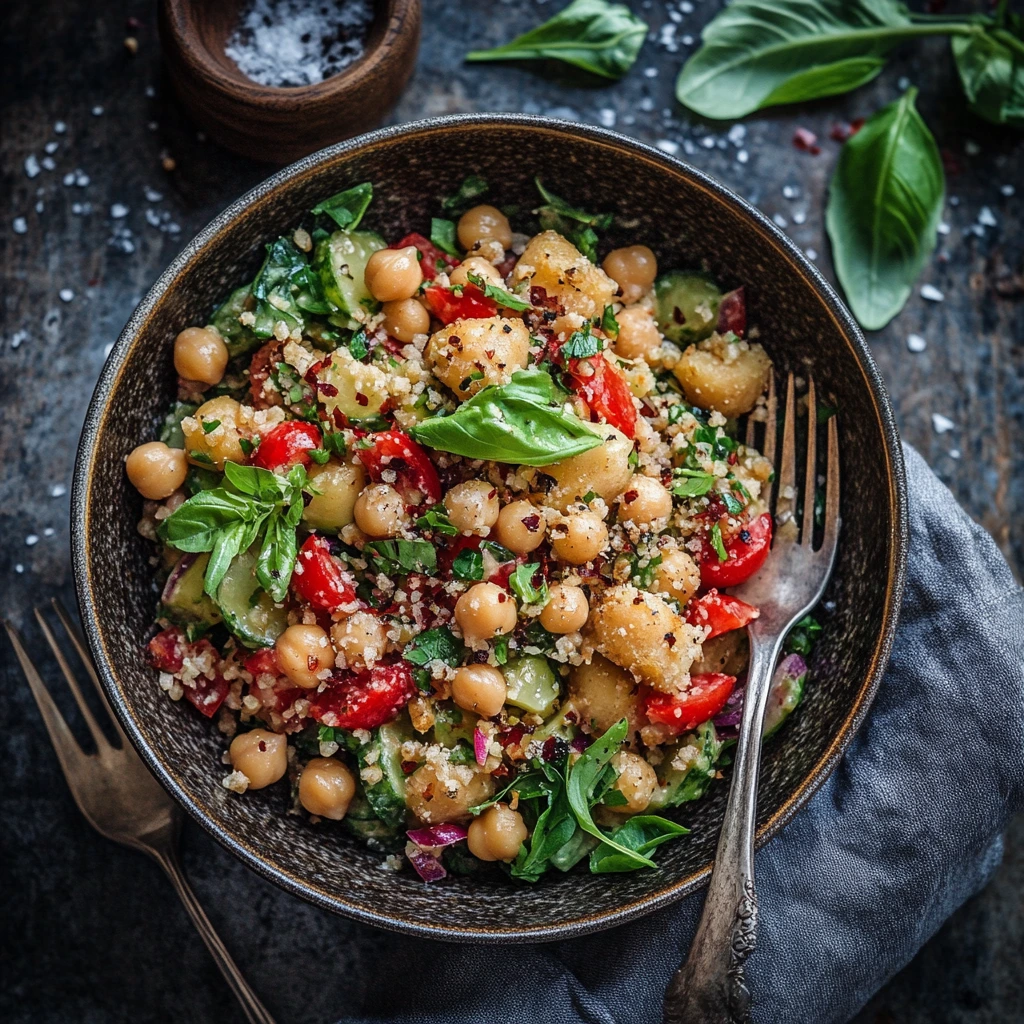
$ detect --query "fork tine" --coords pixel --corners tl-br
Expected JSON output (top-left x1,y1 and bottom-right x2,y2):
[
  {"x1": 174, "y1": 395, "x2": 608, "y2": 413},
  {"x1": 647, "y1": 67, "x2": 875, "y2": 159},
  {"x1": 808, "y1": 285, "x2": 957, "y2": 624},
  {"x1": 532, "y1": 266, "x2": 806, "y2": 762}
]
[
  {"x1": 3, "y1": 620, "x2": 90, "y2": 777},
  {"x1": 802, "y1": 377, "x2": 818, "y2": 543},
  {"x1": 820, "y1": 414, "x2": 841, "y2": 557},
  {"x1": 34, "y1": 606, "x2": 112, "y2": 753},
  {"x1": 763, "y1": 374, "x2": 778, "y2": 506},
  {"x1": 774, "y1": 373, "x2": 797, "y2": 530},
  {"x1": 50, "y1": 599, "x2": 126, "y2": 744}
]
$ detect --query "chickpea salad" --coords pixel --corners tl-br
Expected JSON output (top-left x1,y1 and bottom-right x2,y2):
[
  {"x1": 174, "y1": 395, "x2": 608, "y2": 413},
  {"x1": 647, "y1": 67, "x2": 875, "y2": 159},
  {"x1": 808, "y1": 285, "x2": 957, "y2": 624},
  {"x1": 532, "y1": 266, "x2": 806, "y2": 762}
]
[{"x1": 131, "y1": 176, "x2": 822, "y2": 883}]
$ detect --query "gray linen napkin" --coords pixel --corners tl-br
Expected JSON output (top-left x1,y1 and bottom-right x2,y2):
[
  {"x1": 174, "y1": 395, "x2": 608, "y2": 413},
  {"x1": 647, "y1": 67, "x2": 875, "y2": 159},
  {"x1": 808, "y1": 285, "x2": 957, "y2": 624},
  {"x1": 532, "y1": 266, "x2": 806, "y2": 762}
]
[{"x1": 322, "y1": 443, "x2": 1024, "y2": 1024}]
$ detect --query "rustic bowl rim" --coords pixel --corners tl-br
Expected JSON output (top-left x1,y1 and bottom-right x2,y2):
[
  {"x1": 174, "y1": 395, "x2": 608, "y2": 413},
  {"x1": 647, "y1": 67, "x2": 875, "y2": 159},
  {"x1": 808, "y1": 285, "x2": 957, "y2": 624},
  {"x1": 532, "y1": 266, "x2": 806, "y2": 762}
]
[{"x1": 72, "y1": 113, "x2": 909, "y2": 943}]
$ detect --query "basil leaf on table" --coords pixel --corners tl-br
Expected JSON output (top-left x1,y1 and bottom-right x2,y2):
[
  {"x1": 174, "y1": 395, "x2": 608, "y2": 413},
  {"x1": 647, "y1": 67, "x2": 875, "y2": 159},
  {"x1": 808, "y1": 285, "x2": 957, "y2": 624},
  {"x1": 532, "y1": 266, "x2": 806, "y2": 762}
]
[
  {"x1": 408, "y1": 369, "x2": 602, "y2": 467},
  {"x1": 311, "y1": 182, "x2": 373, "y2": 230},
  {"x1": 675, "y1": 0, "x2": 924, "y2": 119},
  {"x1": 465, "y1": 0, "x2": 648, "y2": 81},
  {"x1": 826, "y1": 87, "x2": 944, "y2": 331},
  {"x1": 952, "y1": 23, "x2": 1024, "y2": 129}
]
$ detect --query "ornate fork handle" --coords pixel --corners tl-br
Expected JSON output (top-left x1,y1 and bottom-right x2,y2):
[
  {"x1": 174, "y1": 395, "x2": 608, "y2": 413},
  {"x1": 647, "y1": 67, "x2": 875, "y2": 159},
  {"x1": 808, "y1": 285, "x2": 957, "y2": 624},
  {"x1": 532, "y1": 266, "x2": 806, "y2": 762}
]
[{"x1": 664, "y1": 633, "x2": 784, "y2": 1024}]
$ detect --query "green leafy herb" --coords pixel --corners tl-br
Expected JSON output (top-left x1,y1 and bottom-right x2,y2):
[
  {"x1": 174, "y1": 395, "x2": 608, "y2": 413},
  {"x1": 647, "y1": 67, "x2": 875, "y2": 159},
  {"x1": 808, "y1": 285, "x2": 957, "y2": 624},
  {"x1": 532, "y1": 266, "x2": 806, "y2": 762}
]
[
  {"x1": 347, "y1": 328, "x2": 369, "y2": 360},
  {"x1": 785, "y1": 614, "x2": 823, "y2": 655},
  {"x1": 601, "y1": 304, "x2": 620, "y2": 338},
  {"x1": 493, "y1": 636, "x2": 510, "y2": 666},
  {"x1": 318, "y1": 725, "x2": 340, "y2": 745},
  {"x1": 721, "y1": 491, "x2": 745, "y2": 515},
  {"x1": 671, "y1": 469, "x2": 716, "y2": 498},
  {"x1": 249, "y1": 237, "x2": 330, "y2": 338},
  {"x1": 509, "y1": 563, "x2": 548, "y2": 605},
  {"x1": 405, "y1": 627, "x2": 465, "y2": 667},
  {"x1": 311, "y1": 182, "x2": 373, "y2": 230},
  {"x1": 710, "y1": 522, "x2": 729, "y2": 563},
  {"x1": 826, "y1": 87, "x2": 944, "y2": 330},
  {"x1": 589, "y1": 815, "x2": 690, "y2": 873},
  {"x1": 308, "y1": 448, "x2": 331, "y2": 465},
  {"x1": 951, "y1": 12, "x2": 1024, "y2": 129},
  {"x1": 408, "y1": 369, "x2": 602, "y2": 467},
  {"x1": 364, "y1": 539, "x2": 437, "y2": 576},
  {"x1": 201, "y1": 419, "x2": 221, "y2": 434},
  {"x1": 466, "y1": 0, "x2": 648, "y2": 80},
  {"x1": 466, "y1": 272, "x2": 533, "y2": 312},
  {"x1": 452, "y1": 548, "x2": 485, "y2": 581},
  {"x1": 323, "y1": 430, "x2": 347, "y2": 457},
  {"x1": 612, "y1": 551, "x2": 662, "y2": 590},
  {"x1": 442, "y1": 175, "x2": 489, "y2": 215},
  {"x1": 159, "y1": 401, "x2": 198, "y2": 449},
  {"x1": 416, "y1": 507, "x2": 459, "y2": 537},
  {"x1": 430, "y1": 217, "x2": 461, "y2": 257},
  {"x1": 535, "y1": 177, "x2": 613, "y2": 230},
  {"x1": 561, "y1": 321, "x2": 601, "y2": 359},
  {"x1": 238, "y1": 437, "x2": 255, "y2": 458}
]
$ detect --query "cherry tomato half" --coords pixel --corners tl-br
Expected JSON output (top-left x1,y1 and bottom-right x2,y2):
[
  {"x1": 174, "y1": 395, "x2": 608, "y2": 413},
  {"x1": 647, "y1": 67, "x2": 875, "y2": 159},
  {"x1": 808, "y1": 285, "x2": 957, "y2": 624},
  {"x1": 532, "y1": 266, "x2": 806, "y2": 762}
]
[
  {"x1": 567, "y1": 355, "x2": 637, "y2": 439},
  {"x1": 698, "y1": 512, "x2": 773, "y2": 589},
  {"x1": 685, "y1": 589, "x2": 759, "y2": 640},
  {"x1": 309, "y1": 661, "x2": 417, "y2": 731},
  {"x1": 292, "y1": 535, "x2": 356, "y2": 612},
  {"x1": 251, "y1": 421, "x2": 322, "y2": 471},
  {"x1": 642, "y1": 673, "x2": 738, "y2": 734},
  {"x1": 393, "y1": 233, "x2": 458, "y2": 282},
  {"x1": 423, "y1": 284, "x2": 497, "y2": 325},
  {"x1": 357, "y1": 429, "x2": 441, "y2": 504}
]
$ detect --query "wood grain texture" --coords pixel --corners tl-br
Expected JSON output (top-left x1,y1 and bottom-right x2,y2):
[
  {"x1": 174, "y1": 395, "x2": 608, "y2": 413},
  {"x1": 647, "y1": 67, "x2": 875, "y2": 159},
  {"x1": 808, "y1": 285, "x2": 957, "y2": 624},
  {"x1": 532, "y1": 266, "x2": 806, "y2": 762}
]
[{"x1": 0, "y1": 1, "x2": 1020, "y2": 1022}]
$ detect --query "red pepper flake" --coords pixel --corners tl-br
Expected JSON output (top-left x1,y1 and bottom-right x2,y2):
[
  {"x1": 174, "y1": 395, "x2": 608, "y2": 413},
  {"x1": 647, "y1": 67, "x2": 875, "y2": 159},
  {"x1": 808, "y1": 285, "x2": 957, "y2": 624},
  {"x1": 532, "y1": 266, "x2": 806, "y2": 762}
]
[
  {"x1": 522, "y1": 514, "x2": 541, "y2": 533},
  {"x1": 829, "y1": 119, "x2": 864, "y2": 143},
  {"x1": 317, "y1": 381, "x2": 339, "y2": 397},
  {"x1": 355, "y1": 392, "x2": 368, "y2": 407},
  {"x1": 664, "y1": 633, "x2": 677, "y2": 648},
  {"x1": 672, "y1": 305, "x2": 686, "y2": 325},
  {"x1": 792, "y1": 128, "x2": 820, "y2": 155},
  {"x1": 401, "y1": 760, "x2": 418, "y2": 774},
  {"x1": 623, "y1": 489, "x2": 639, "y2": 504},
  {"x1": 728, "y1": 452, "x2": 738, "y2": 465}
]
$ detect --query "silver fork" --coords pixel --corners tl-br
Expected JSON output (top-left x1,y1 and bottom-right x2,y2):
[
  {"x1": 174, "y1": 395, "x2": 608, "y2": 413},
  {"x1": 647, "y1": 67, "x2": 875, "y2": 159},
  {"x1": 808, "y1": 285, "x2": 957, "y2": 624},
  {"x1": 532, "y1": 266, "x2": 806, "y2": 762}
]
[
  {"x1": 663, "y1": 373, "x2": 840, "y2": 1024},
  {"x1": 4, "y1": 601, "x2": 277, "y2": 1024}
]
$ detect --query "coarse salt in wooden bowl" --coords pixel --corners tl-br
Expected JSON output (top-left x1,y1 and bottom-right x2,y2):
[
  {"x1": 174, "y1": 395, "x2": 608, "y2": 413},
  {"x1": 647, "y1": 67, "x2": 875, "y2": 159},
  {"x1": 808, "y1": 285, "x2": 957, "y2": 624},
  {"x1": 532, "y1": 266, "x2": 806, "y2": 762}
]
[{"x1": 158, "y1": 0, "x2": 421, "y2": 164}]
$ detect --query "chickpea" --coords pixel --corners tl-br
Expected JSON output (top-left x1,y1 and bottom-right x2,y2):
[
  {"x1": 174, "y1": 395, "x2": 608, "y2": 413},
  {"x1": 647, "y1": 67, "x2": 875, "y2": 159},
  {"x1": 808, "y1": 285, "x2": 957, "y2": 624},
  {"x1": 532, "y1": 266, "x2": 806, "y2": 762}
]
[
  {"x1": 299, "y1": 757, "x2": 356, "y2": 820},
  {"x1": 382, "y1": 298, "x2": 430, "y2": 343},
  {"x1": 608, "y1": 751, "x2": 657, "y2": 814},
  {"x1": 449, "y1": 256, "x2": 505, "y2": 290},
  {"x1": 613, "y1": 306, "x2": 662, "y2": 360},
  {"x1": 275, "y1": 624, "x2": 335, "y2": 690},
  {"x1": 353, "y1": 483, "x2": 407, "y2": 538},
  {"x1": 405, "y1": 762, "x2": 495, "y2": 824},
  {"x1": 673, "y1": 335, "x2": 772, "y2": 417},
  {"x1": 602, "y1": 245, "x2": 657, "y2": 305},
  {"x1": 444, "y1": 480, "x2": 499, "y2": 536},
  {"x1": 617, "y1": 475, "x2": 673, "y2": 527},
  {"x1": 302, "y1": 458, "x2": 366, "y2": 532},
  {"x1": 452, "y1": 664, "x2": 507, "y2": 718},
  {"x1": 182, "y1": 396, "x2": 247, "y2": 469},
  {"x1": 331, "y1": 611, "x2": 387, "y2": 671},
  {"x1": 173, "y1": 326, "x2": 229, "y2": 386},
  {"x1": 364, "y1": 246, "x2": 423, "y2": 303},
  {"x1": 457, "y1": 204, "x2": 512, "y2": 252},
  {"x1": 539, "y1": 584, "x2": 589, "y2": 634},
  {"x1": 467, "y1": 803, "x2": 528, "y2": 862},
  {"x1": 494, "y1": 499, "x2": 546, "y2": 555},
  {"x1": 652, "y1": 549, "x2": 701, "y2": 606},
  {"x1": 228, "y1": 729, "x2": 287, "y2": 790},
  {"x1": 569, "y1": 655, "x2": 645, "y2": 739},
  {"x1": 125, "y1": 441, "x2": 187, "y2": 500},
  {"x1": 550, "y1": 510, "x2": 608, "y2": 565},
  {"x1": 544, "y1": 425, "x2": 634, "y2": 511},
  {"x1": 455, "y1": 582, "x2": 518, "y2": 642}
]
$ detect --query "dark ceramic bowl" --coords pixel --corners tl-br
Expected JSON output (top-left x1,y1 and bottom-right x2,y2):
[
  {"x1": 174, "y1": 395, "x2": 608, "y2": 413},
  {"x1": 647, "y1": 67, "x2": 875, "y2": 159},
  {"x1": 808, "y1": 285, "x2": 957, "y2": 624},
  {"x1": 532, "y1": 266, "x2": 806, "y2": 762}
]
[{"x1": 72, "y1": 115, "x2": 908, "y2": 942}]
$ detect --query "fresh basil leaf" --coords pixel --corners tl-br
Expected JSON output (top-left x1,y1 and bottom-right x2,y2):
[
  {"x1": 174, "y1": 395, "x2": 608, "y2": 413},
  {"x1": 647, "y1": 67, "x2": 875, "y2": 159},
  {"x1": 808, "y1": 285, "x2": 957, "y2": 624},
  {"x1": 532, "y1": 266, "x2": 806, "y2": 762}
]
[
  {"x1": 323, "y1": 429, "x2": 347, "y2": 457},
  {"x1": 308, "y1": 448, "x2": 331, "y2": 465},
  {"x1": 611, "y1": 551, "x2": 662, "y2": 590},
  {"x1": 493, "y1": 636, "x2": 510, "y2": 666},
  {"x1": 826, "y1": 87, "x2": 944, "y2": 330},
  {"x1": 466, "y1": 0, "x2": 647, "y2": 80},
  {"x1": 204, "y1": 520, "x2": 249, "y2": 598},
  {"x1": 347, "y1": 328, "x2": 369, "y2": 361},
  {"x1": 250, "y1": 237, "x2": 329, "y2": 337},
  {"x1": 566, "y1": 718, "x2": 657, "y2": 869},
  {"x1": 408, "y1": 369, "x2": 602, "y2": 467},
  {"x1": 535, "y1": 177, "x2": 613, "y2": 230},
  {"x1": 785, "y1": 614, "x2": 823, "y2": 655},
  {"x1": 405, "y1": 626, "x2": 466, "y2": 667},
  {"x1": 430, "y1": 217, "x2": 460, "y2": 257},
  {"x1": 511, "y1": 766, "x2": 577, "y2": 882},
  {"x1": 223, "y1": 461, "x2": 286, "y2": 502},
  {"x1": 671, "y1": 471, "x2": 716, "y2": 498},
  {"x1": 255, "y1": 513, "x2": 297, "y2": 603},
  {"x1": 561, "y1": 322, "x2": 601, "y2": 359},
  {"x1": 509, "y1": 563, "x2": 548, "y2": 605},
  {"x1": 364, "y1": 539, "x2": 437, "y2": 575},
  {"x1": 952, "y1": 24, "x2": 1024, "y2": 129},
  {"x1": 442, "y1": 175, "x2": 489, "y2": 215},
  {"x1": 481, "y1": 539, "x2": 517, "y2": 563},
  {"x1": 185, "y1": 466, "x2": 223, "y2": 496},
  {"x1": 158, "y1": 490, "x2": 269, "y2": 552},
  {"x1": 722, "y1": 491, "x2": 745, "y2": 515},
  {"x1": 589, "y1": 815, "x2": 690, "y2": 873},
  {"x1": 676, "y1": 0, "x2": 914, "y2": 119},
  {"x1": 710, "y1": 522, "x2": 729, "y2": 563},
  {"x1": 601, "y1": 305, "x2": 620, "y2": 338},
  {"x1": 416, "y1": 507, "x2": 459, "y2": 537},
  {"x1": 311, "y1": 182, "x2": 373, "y2": 230},
  {"x1": 453, "y1": 548, "x2": 484, "y2": 581},
  {"x1": 466, "y1": 272, "x2": 532, "y2": 312}
]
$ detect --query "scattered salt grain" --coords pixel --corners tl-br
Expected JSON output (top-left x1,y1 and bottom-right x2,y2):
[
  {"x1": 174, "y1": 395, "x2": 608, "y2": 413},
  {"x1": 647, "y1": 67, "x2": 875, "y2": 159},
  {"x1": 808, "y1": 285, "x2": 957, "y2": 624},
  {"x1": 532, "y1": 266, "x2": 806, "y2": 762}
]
[
  {"x1": 1001, "y1": 184, "x2": 1015, "y2": 197},
  {"x1": 681, "y1": 34, "x2": 694, "y2": 46},
  {"x1": 920, "y1": 284, "x2": 944, "y2": 302},
  {"x1": 35, "y1": 200, "x2": 44, "y2": 213},
  {"x1": 643, "y1": 67, "x2": 657, "y2": 78},
  {"x1": 897, "y1": 76, "x2": 910, "y2": 90},
  {"x1": 727, "y1": 124, "x2": 746, "y2": 145},
  {"x1": 656, "y1": 139, "x2": 680, "y2": 156},
  {"x1": 44, "y1": 141, "x2": 59, "y2": 154},
  {"x1": 50, "y1": 484, "x2": 67, "y2": 497},
  {"x1": 772, "y1": 213, "x2": 788, "y2": 228},
  {"x1": 43, "y1": 527, "x2": 55, "y2": 538},
  {"x1": 59, "y1": 288, "x2": 74, "y2": 302},
  {"x1": 805, "y1": 248, "x2": 818, "y2": 260},
  {"x1": 75, "y1": 170, "x2": 90, "y2": 187},
  {"x1": 15, "y1": 564, "x2": 24, "y2": 574},
  {"x1": 937, "y1": 222, "x2": 950, "y2": 235},
  {"x1": 25, "y1": 155, "x2": 40, "y2": 178},
  {"x1": 907, "y1": 333, "x2": 927, "y2": 353},
  {"x1": 700, "y1": 136, "x2": 715, "y2": 149},
  {"x1": 13, "y1": 217, "x2": 27, "y2": 235},
  {"x1": 792, "y1": 210, "x2": 806, "y2": 225},
  {"x1": 978, "y1": 206, "x2": 997, "y2": 227},
  {"x1": 92, "y1": 105, "x2": 104, "y2": 116},
  {"x1": 110, "y1": 203, "x2": 130, "y2": 219},
  {"x1": 680, "y1": 1, "x2": 694, "y2": 11},
  {"x1": 598, "y1": 108, "x2": 616, "y2": 127},
  {"x1": 63, "y1": 172, "x2": 75, "y2": 186},
  {"x1": 782, "y1": 185, "x2": 798, "y2": 199},
  {"x1": 41, "y1": 156, "x2": 56, "y2": 171},
  {"x1": 145, "y1": 85, "x2": 156, "y2": 98},
  {"x1": 54, "y1": 120, "x2": 67, "y2": 134},
  {"x1": 736, "y1": 149, "x2": 749, "y2": 164},
  {"x1": 949, "y1": 449, "x2": 961, "y2": 460},
  {"x1": 965, "y1": 139, "x2": 980, "y2": 155},
  {"x1": 638, "y1": 96, "x2": 655, "y2": 112},
  {"x1": 949, "y1": 195, "x2": 960, "y2": 206},
  {"x1": 931, "y1": 413, "x2": 955, "y2": 434},
  {"x1": 144, "y1": 186, "x2": 164, "y2": 202},
  {"x1": 26, "y1": 535, "x2": 39, "y2": 546},
  {"x1": 225, "y1": 0, "x2": 375, "y2": 88},
  {"x1": 10, "y1": 329, "x2": 28, "y2": 349}
]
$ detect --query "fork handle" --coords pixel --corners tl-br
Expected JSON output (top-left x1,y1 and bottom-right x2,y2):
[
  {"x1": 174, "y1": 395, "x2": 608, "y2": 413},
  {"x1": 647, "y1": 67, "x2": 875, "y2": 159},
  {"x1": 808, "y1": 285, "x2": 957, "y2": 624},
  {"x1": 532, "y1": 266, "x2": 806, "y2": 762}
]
[
  {"x1": 663, "y1": 632, "x2": 785, "y2": 1024},
  {"x1": 152, "y1": 848, "x2": 278, "y2": 1024}
]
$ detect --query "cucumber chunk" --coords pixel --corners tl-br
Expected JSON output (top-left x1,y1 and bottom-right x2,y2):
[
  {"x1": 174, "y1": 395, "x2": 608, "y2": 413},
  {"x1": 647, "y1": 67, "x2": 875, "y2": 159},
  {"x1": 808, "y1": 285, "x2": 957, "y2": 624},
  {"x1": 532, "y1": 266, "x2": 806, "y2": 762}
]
[
  {"x1": 503, "y1": 655, "x2": 560, "y2": 715},
  {"x1": 160, "y1": 553, "x2": 221, "y2": 627},
  {"x1": 655, "y1": 271, "x2": 723, "y2": 345},
  {"x1": 314, "y1": 229, "x2": 386, "y2": 328},
  {"x1": 764, "y1": 660, "x2": 807, "y2": 738},
  {"x1": 648, "y1": 721, "x2": 723, "y2": 810},
  {"x1": 215, "y1": 546, "x2": 288, "y2": 648},
  {"x1": 358, "y1": 715, "x2": 413, "y2": 830},
  {"x1": 432, "y1": 704, "x2": 477, "y2": 748}
]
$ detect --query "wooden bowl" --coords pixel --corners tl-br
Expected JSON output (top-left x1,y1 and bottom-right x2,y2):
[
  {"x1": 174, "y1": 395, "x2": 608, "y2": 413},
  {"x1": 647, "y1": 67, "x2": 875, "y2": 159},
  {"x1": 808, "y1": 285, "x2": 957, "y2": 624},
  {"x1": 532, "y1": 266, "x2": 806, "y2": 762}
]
[
  {"x1": 157, "y1": 0, "x2": 421, "y2": 164},
  {"x1": 72, "y1": 115, "x2": 908, "y2": 942}
]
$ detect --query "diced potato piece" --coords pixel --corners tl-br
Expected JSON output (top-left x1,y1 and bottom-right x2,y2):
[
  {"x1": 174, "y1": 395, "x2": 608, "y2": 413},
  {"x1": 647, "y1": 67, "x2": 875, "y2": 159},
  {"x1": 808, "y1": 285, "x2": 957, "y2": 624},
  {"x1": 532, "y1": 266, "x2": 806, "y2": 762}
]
[
  {"x1": 569, "y1": 654, "x2": 645, "y2": 744},
  {"x1": 181, "y1": 396, "x2": 248, "y2": 469},
  {"x1": 302, "y1": 457, "x2": 366, "y2": 532},
  {"x1": 543, "y1": 424, "x2": 634, "y2": 511},
  {"x1": 425, "y1": 317, "x2": 531, "y2": 400},
  {"x1": 673, "y1": 333, "x2": 772, "y2": 417},
  {"x1": 587, "y1": 585, "x2": 703, "y2": 694},
  {"x1": 317, "y1": 347, "x2": 389, "y2": 421},
  {"x1": 511, "y1": 230, "x2": 616, "y2": 319}
]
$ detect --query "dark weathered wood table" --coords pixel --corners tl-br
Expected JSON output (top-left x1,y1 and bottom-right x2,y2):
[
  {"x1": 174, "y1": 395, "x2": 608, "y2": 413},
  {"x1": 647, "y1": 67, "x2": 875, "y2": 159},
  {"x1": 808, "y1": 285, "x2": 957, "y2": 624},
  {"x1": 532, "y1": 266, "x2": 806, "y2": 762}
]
[{"x1": 1, "y1": 1, "x2": 1021, "y2": 1021}]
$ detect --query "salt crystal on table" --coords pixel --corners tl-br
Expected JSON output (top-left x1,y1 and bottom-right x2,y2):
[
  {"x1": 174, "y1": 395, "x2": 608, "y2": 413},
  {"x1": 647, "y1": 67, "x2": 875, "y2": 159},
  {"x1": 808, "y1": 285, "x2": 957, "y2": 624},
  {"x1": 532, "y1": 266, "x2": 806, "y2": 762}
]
[
  {"x1": 932, "y1": 413, "x2": 955, "y2": 434},
  {"x1": 44, "y1": 141, "x2": 58, "y2": 154},
  {"x1": 26, "y1": 535, "x2": 39, "y2": 546},
  {"x1": 701, "y1": 136, "x2": 715, "y2": 149},
  {"x1": 657, "y1": 140, "x2": 680, "y2": 155},
  {"x1": 773, "y1": 213, "x2": 788, "y2": 228},
  {"x1": 144, "y1": 187, "x2": 163, "y2": 202},
  {"x1": 15, "y1": 564, "x2": 24, "y2": 574},
  {"x1": 949, "y1": 449, "x2": 961, "y2": 460},
  {"x1": 13, "y1": 217, "x2": 27, "y2": 234},
  {"x1": 728, "y1": 124, "x2": 746, "y2": 145},
  {"x1": 1001, "y1": 184, "x2": 1015, "y2": 197},
  {"x1": 59, "y1": 288, "x2": 74, "y2": 302},
  {"x1": 937, "y1": 222, "x2": 950, "y2": 235},
  {"x1": 643, "y1": 67, "x2": 657, "y2": 78},
  {"x1": 978, "y1": 206, "x2": 997, "y2": 227},
  {"x1": 11, "y1": 330, "x2": 28, "y2": 349},
  {"x1": 965, "y1": 139, "x2": 980, "y2": 155},
  {"x1": 111, "y1": 203, "x2": 129, "y2": 219},
  {"x1": 639, "y1": 97, "x2": 655, "y2": 112},
  {"x1": 25, "y1": 155, "x2": 40, "y2": 178},
  {"x1": 921, "y1": 284, "x2": 944, "y2": 302},
  {"x1": 805, "y1": 248, "x2": 818, "y2": 260},
  {"x1": 43, "y1": 527, "x2": 55, "y2": 538},
  {"x1": 54, "y1": 120, "x2": 66, "y2": 133},
  {"x1": 598, "y1": 108, "x2": 616, "y2": 127},
  {"x1": 680, "y1": 1, "x2": 694, "y2": 12},
  {"x1": 737, "y1": 150, "x2": 749, "y2": 164},
  {"x1": 783, "y1": 185, "x2": 798, "y2": 199},
  {"x1": 75, "y1": 170, "x2": 90, "y2": 187},
  {"x1": 41, "y1": 157, "x2": 55, "y2": 171},
  {"x1": 793, "y1": 210, "x2": 806, "y2": 224},
  {"x1": 907, "y1": 334, "x2": 927, "y2": 352},
  {"x1": 50, "y1": 484, "x2": 67, "y2": 497},
  {"x1": 92, "y1": 105, "x2": 104, "y2": 116}
]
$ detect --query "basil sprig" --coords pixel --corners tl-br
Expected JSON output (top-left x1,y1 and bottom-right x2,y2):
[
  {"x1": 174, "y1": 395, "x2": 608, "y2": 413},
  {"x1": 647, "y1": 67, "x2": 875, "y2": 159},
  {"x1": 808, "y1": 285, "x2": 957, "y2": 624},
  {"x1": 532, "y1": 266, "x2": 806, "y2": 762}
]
[
  {"x1": 466, "y1": 272, "x2": 532, "y2": 312},
  {"x1": 465, "y1": 0, "x2": 648, "y2": 81},
  {"x1": 952, "y1": 12, "x2": 1024, "y2": 129},
  {"x1": 534, "y1": 178, "x2": 613, "y2": 262},
  {"x1": 311, "y1": 182, "x2": 373, "y2": 230},
  {"x1": 158, "y1": 461, "x2": 308, "y2": 602},
  {"x1": 826, "y1": 88, "x2": 944, "y2": 330},
  {"x1": 408, "y1": 369, "x2": 602, "y2": 467}
]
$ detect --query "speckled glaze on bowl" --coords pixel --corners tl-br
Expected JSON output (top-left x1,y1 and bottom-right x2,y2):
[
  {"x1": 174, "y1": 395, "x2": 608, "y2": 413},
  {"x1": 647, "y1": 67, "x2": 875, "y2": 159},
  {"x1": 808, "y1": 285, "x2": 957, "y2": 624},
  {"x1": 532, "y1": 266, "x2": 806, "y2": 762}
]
[{"x1": 72, "y1": 115, "x2": 908, "y2": 943}]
